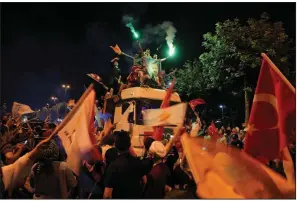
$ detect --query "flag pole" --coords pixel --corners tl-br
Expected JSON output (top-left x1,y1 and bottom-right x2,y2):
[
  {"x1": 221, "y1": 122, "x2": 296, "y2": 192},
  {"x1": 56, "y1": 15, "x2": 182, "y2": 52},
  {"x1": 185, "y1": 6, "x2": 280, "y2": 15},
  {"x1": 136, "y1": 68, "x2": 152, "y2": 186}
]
[
  {"x1": 261, "y1": 53, "x2": 295, "y2": 94},
  {"x1": 190, "y1": 104, "x2": 199, "y2": 118},
  {"x1": 49, "y1": 84, "x2": 95, "y2": 139}
]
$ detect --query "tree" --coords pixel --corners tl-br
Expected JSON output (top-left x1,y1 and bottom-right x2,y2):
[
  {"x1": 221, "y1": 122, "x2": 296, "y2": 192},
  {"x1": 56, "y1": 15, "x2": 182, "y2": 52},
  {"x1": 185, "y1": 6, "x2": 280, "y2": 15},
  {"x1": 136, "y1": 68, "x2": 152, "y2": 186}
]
[
  {"x1": 174, "y1": 59, "x2": 208, "y2": 99},
  {"x1": 182, "y1": 13, "x2": 294, "y2": 123}
]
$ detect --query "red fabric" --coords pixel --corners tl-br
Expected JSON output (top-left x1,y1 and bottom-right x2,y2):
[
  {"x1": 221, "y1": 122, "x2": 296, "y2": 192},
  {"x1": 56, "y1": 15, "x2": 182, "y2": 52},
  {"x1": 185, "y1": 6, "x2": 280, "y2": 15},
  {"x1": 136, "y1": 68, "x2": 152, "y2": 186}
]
[
  {"x1": 189, "y1": 98, "x2": 206, "y2": 110},
  {"x1": 207, "y1": 121, "x2": 219, "y2": 140},
  {"x1": 89, "y1": 102, "x2": 102, "y2": 161},
  {"x1": 244, "y1": 56, "x2": 296, "y2": 163},
  {"x1": 144, "y1": 131, "x2": 154, "y2": 136},
  {"x1": 153, "y1": 78, "x2": 176, "y2": 141}
]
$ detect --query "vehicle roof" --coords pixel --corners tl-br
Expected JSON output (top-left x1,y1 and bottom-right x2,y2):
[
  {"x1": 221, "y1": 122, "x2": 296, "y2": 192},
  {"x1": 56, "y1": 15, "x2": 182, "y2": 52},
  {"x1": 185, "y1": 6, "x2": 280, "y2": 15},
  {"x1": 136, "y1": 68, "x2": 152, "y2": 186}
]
[{"x1": 120, "y1": 87, "x2": 181, "y2": 102}]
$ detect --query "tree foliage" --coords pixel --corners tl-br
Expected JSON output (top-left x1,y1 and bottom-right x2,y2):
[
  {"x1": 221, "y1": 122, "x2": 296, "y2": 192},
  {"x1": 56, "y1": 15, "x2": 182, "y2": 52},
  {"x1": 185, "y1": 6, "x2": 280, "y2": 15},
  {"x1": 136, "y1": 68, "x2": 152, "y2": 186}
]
[
  {"x1": 176, "y1": 13, "x2": 294, "y2": 98},
  {"x1": 174, "y1": 59, "x2": 208, "y2": 98}
]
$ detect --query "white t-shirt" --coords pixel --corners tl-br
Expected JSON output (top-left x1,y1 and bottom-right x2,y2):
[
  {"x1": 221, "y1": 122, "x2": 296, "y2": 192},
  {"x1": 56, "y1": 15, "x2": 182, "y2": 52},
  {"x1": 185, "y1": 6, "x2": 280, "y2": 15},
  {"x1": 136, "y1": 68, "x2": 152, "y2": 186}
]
[{"x1": 2, "y1": 153, "x2": 34, "y2": 190}]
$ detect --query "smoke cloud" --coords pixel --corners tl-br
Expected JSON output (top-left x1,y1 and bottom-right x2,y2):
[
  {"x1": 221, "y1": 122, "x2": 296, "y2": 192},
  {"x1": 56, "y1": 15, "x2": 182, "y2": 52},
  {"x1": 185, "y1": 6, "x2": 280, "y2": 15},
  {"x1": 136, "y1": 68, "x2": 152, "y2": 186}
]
[
  {"x1": 138, "y1": 21, "x2": 177, "y2": 51},
  {"x1": 160, "y1": 21, "x2": 177, "y2": 50},
  {"x1": 122, "y1": 15, "x2": 139, "y2": 39},
  {"x1": 122, "y1": 15, "x2": 177, "y2": 52}
]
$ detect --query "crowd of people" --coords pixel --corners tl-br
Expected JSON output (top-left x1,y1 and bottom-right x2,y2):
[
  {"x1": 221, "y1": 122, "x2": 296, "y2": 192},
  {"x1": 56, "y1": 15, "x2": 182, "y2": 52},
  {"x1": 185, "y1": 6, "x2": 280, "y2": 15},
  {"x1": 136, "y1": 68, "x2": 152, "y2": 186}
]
[
  {"x1": 0, "y1": 106, "x2": 295, "y2": 199},
  {"x1": 0, "y1": 110, "x2": 199, "y2": 199}
]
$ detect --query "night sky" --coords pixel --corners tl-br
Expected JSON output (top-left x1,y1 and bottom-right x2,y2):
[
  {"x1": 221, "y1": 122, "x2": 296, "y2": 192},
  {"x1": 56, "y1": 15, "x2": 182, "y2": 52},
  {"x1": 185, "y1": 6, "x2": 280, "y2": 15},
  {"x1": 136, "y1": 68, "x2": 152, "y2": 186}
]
[{"x1": 1, "y1": 2, "x2": 295, "y2": 110}]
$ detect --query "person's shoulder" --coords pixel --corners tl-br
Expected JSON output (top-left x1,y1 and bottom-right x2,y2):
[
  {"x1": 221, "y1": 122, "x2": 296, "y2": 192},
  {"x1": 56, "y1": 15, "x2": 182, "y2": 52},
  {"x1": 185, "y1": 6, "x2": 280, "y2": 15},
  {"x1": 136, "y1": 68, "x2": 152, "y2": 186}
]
[{"x1": 55, "y1": 161, "x2": 68, "y2": 171}]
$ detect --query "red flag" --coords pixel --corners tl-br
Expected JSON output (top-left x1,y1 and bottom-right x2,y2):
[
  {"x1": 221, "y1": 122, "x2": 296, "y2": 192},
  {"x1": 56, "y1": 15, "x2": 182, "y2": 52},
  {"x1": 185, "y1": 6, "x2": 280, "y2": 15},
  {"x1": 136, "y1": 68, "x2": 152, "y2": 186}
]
[
  {"x1": 87, "y1": 73, "x2": 102, "y2": 83},
  {"x1": 189, "y1": 98, "x2": 206, "y2": 110},
  {"x1": 244, "y1": 53, "x2": 295, "y2": 163},
  {"x1": 208, "y1": 121, "x2": 220, "y2": 140},
  {"x1": 153, "y1": 78, "x2": 176, "y2": 141}
]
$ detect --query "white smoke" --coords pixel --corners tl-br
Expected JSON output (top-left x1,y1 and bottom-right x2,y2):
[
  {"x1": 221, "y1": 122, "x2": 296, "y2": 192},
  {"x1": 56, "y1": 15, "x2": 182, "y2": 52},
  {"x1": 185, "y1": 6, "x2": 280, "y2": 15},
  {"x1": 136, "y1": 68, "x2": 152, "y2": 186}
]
[
  {"x1": 122, "y1": 15, "x2": 177, "y2": 52},
  {"x1": 160, "y1": 21, "x2": 177, "y2": 51},
  {"x1": 122, "y1": 15, "x2": 135, "y2": 25},
  {"x1": 138, "y1": 21, "x2": 177, "y2": 52}
]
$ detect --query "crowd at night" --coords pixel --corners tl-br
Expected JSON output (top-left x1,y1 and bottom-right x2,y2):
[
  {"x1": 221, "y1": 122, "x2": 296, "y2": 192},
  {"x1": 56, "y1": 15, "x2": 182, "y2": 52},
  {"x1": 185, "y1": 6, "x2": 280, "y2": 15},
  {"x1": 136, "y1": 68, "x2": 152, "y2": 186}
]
[{"x1": 0, "y1": 2, "x2": 296, "y2": 199}]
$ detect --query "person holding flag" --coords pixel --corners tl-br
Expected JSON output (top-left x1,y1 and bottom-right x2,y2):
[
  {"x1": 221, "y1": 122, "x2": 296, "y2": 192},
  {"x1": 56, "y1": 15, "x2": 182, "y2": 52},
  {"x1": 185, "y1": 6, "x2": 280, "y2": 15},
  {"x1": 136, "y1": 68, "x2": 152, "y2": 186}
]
[{"x1": 244, "y1": 53, "x2": 296, "y2": 187}]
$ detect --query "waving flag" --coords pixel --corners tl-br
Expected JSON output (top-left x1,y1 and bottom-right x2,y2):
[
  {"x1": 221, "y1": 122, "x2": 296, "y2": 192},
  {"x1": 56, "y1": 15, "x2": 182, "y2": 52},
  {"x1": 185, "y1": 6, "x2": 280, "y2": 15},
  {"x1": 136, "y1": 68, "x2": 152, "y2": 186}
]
[
  {"x1": 87, "y1": 73, "x2": 102, "y2": 83},
  {"x1": 12, "y1": 102, "x2": 34, "y2": 118},
  {"x1": 181, "y1": 135, "x2": 295, "y2": 199},
  {"x1": 189, "y1": 98, "x2": 206, "y2": 110},
  {"x1": 153, "y1": 78, "x2": 176, "y2": 140},
  {"x1": 244, "y1": 53, "x2": 296, "y2": 163},
  {"x1": 57, "y1": 85, "x2": 99, "y2": 175},
  {"x1": 144, "y1": 103, "x2": 187, "y2": 127},
  {"x1": 208, "y1": 121, "x2": 220, "y2": 140}
]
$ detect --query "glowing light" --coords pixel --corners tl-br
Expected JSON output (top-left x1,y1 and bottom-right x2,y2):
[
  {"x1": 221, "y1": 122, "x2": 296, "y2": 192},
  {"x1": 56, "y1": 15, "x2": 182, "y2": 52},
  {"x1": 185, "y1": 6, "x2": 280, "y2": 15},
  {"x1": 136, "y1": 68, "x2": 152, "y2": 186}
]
[
  {"x1": 22, "y1": 116, "x2": 28, "y2": 123},
  {"x1": 168, "y1": 45, "x2": 175, "y2": 57},
  {"x1": 62, "y1": 84, "x2": 71, "y2": 89},
  {"x1": 133, "y1": 31, "x2": 139, "y2": 39}
]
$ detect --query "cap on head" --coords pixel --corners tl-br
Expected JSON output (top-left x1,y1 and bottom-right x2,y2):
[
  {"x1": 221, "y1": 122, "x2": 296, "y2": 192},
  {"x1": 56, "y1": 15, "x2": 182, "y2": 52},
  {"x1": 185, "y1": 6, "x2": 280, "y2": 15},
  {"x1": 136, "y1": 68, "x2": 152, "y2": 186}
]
[
  {"x1": 149, "y1": 141, "x2": 166, "y2": 158},
  {"x1": 39, "y1": 139, "x2": 60, "y2": 161}
]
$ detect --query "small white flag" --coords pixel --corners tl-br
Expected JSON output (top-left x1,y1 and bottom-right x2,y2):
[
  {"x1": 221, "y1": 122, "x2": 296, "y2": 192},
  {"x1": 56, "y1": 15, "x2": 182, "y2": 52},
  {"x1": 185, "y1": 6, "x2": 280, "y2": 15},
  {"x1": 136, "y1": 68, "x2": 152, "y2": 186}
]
[
  {"x1": 143, "y1": 103, "x2": 188, "y2": 126},
  {"x1": 12, "y1": 102, "x2": 34, "y2": 118}
]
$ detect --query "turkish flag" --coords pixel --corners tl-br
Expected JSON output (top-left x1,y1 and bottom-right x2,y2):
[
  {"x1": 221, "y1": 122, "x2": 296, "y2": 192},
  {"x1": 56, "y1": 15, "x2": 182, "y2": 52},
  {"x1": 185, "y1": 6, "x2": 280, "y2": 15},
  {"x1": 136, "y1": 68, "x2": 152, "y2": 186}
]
[
  {"x1": 189, "y1": 98, "x2": 206, "y2": 110},
  {"x1": 244, "y1": 54, "x2": 295, "y2": 163},
  {"x1": 208, "y1": 121, "x2": 220, "y2": 140}
]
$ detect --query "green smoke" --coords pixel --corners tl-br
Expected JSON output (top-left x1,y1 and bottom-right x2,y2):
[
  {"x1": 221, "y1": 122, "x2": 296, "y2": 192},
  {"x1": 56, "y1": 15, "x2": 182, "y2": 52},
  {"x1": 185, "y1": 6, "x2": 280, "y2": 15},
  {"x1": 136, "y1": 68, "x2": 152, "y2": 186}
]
[{"x1": 126, "y1": 22, "x2": 139, "y2": 39}]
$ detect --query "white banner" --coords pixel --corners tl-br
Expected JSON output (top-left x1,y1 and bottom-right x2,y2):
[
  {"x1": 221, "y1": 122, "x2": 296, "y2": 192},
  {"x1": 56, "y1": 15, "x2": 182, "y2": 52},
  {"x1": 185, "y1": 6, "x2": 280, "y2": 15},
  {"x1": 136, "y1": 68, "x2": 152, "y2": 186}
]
[
  {"x1": 143, "y1": 103, "x2": 187, "y2": 126},
  {"x1": 58, "y1": 89, "x2": 96, "y2": 175}
]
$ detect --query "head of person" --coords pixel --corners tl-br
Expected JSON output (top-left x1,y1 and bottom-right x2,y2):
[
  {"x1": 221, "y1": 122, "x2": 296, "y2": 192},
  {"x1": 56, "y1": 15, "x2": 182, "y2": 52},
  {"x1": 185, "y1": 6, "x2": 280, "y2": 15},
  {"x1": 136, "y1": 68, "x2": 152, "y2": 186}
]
[
  {"x1": 149, "y1": 141, "x2": 166, "y2": 163},
  {"x1": 37, "y1": 139, "x2": 60, "y2": 161},
  {"x1": 232, "y1": 134, "x2": 239, "y2": 141},
  {"x1": 239, "y1": 131, "x2": 245, "y2": 141},
  {"x1": 231, "y1": 128, "x2": 237, "y2": 135},
  {"x1": 153, "y1": 54, "x2": 158, "y2": 59},
  {"x1": 100, "y1": 133, "x2": 115, "y2": 146},
  {"x1": 114, "y1": 130, "x2": 131, "y2": 152},
  {"x1": 144, "y1": 137, "x2": 155, "y2": 152},
  {"x1": 105, "y1": 147, "x2": 119, "y2": 166},
  {"x1": 145, "y1": 48, "x2": 150, "y2": 56},
  {"x1": 1, "y1": 115, "x2": 8, "y2": 125}
]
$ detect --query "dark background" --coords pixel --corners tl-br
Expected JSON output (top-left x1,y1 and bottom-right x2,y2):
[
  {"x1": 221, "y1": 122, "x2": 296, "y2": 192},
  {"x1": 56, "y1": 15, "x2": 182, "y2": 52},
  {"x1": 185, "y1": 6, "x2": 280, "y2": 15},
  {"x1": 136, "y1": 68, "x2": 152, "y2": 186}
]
[{"x1": 1, "y1": 2, "x2": 295, "y2": 122}]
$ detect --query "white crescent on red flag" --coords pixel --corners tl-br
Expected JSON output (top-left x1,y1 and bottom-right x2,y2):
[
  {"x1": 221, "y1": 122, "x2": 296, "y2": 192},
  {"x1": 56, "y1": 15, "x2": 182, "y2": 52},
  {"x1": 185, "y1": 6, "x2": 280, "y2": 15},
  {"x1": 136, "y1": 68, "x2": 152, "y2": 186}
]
[{"x1": 244, "y1": 53, "x2": 295, "y2": 163}]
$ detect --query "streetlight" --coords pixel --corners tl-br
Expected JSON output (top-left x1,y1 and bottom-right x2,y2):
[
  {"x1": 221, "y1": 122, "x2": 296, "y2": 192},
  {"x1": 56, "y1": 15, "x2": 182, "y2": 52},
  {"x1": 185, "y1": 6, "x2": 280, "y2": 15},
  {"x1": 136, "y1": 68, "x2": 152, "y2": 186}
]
[
  {"x1": 219, "y1": 105, "x2": 225, "y2": 119},
  {"x1": 62, "y1": 84, "x2": 71, "y2": 96},
  {"x1": 51, "y1": 96, "x2": 58, "y2": 103}
]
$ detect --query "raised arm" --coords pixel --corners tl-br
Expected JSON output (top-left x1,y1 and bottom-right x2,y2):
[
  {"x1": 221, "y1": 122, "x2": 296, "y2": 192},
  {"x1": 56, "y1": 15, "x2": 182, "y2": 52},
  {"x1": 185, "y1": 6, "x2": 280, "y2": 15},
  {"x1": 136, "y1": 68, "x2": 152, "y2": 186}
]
[
  {"x1": 165, "y1": 127, "x2": 183, "y2": 156},
  {"x1": 110, "y1": 44, "x2": 134, "y2": 59}
]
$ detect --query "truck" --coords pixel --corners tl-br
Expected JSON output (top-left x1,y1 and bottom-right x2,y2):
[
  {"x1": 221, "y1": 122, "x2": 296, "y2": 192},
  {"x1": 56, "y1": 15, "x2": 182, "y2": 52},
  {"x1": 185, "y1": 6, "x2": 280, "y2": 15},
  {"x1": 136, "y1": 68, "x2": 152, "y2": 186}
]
[{"x1": 105, "y1": 86, "x2": 182, "y2": 157}]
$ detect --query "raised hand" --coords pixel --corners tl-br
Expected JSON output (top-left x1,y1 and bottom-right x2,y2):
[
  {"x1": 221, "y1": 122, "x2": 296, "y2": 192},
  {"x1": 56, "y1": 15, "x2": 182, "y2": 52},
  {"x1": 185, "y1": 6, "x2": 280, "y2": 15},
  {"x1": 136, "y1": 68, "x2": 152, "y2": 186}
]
[{"x1": 110, "y1": 44, "x2": 122, "y2": 55}]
